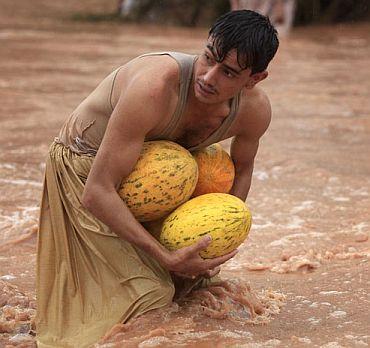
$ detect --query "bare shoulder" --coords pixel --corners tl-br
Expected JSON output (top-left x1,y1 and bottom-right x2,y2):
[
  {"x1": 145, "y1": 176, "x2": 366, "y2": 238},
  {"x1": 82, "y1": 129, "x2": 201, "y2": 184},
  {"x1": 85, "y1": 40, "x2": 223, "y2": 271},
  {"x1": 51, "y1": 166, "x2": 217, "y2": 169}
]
[
  {"x1": 117, "y1": 54, "x2": 180, "y2": 97},
  {"x1": 112, "y1": 55, "x2": 180, "y2": 133},
  {"x1": 236, "y1": 86, "x2": 272, "y2": 140}
]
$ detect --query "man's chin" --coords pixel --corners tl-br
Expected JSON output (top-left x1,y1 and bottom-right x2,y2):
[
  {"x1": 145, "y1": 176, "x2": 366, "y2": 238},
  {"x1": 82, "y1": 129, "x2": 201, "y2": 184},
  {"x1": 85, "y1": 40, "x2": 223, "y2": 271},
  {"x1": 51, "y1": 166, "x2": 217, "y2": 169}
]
[
  {"x1": 195, "y1": 94, "x2": 216, "y2": 104},
  {"x1": 194, "y1": 88, "x2": 217, "y2": 104}
]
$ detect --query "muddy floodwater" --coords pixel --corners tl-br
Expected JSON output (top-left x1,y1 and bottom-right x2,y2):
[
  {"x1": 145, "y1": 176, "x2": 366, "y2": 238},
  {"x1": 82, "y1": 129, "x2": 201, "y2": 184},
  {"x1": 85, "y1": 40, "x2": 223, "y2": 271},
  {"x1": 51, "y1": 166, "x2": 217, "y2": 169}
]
[{"x1": 0, "y1": 1, "x2": 369, "y2": 347}]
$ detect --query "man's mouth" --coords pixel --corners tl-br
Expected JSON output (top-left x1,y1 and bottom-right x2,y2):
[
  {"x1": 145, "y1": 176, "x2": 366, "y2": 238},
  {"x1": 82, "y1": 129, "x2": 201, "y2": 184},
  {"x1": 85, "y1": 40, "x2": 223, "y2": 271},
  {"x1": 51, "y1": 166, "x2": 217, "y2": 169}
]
[{"x1": 196, "y1": 81, "x2": 216, "y2": 95}]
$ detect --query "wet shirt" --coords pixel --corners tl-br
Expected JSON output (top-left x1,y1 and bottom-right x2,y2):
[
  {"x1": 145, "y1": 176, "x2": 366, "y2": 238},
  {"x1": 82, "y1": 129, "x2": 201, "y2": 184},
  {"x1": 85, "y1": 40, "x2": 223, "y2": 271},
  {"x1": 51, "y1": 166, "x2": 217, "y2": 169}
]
[{"x1": 55, "y1": 52, "x2": 240, "y2": 155}]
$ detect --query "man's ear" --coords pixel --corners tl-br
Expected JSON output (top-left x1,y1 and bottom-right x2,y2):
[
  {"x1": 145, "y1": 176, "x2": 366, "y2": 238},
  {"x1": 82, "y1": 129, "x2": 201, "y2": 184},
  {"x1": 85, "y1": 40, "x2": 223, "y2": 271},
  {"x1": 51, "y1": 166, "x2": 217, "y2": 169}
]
[{"x1": 245, "y1": 71, "x2": 268, "y2": 89}]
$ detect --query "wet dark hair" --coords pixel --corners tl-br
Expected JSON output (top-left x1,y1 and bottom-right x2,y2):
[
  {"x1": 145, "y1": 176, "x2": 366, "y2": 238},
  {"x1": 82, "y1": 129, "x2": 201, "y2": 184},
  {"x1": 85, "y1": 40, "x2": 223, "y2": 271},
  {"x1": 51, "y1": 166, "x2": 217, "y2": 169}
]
[{"x1": 209, "y1": 10, "x2": 279, "y2": 74}]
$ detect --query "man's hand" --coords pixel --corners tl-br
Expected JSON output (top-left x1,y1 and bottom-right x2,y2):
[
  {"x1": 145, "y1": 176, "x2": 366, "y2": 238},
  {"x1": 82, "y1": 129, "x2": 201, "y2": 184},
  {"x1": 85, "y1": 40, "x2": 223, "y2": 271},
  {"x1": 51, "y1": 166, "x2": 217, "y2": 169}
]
[{"x1": 163, "y1": 236, "x2": 238, "y2": 278}]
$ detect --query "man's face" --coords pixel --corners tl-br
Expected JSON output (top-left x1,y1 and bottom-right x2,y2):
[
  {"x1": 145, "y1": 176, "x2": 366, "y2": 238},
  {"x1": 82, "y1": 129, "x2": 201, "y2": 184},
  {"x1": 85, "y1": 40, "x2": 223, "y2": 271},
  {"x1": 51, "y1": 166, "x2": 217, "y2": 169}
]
[{"x1": 193, "y1": 40, "x2": 259, "y2": 104}]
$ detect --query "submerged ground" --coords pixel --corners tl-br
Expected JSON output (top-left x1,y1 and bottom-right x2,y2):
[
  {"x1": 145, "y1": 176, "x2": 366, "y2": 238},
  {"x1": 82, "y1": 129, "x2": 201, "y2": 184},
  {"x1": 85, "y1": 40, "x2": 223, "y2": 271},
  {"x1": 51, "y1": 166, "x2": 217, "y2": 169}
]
[{"x1": 0, "y1": 1, "x2": 369, "y2": 347}]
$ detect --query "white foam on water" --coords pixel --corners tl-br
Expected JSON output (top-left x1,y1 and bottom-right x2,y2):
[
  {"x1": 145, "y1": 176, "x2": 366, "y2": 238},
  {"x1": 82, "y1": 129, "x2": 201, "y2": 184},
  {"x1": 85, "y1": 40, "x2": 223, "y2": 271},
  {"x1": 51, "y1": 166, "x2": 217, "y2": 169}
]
[
  {"x1": 269, "y1": 233, "x2": 304, "y2": 247},
  {"x1": 9, "y1": 334, "x2": 34, "y2": 343},
  {"x1": 330, "y1": 310, "x2": 347, "y2": 319},
  {"x1": 237, "y1": 339, "x2": 281, "y2": 347},
  {"x1": 290, "y1": 200, "x2": 315, "y2": 214},
  {"x1": 0, "y1": 163, "x2": 16, "y2": 170},
  {"x1": 322, "y1": 177, "x2": 348, "y2": 200},
  {"x1": 0, "y1": 275, "x2": 16, "y2": 280},
  {"x1": 0, "y1": 178, "x2": 42, "y2": 187},
  {"x1": 269, "y1": 231, "x2": 325, "y2": 247},
  {"x1": 350, "y1": 188, "x2": 369, "y2": 197},
  {"x1": 309, "y1": 302, "x2": 319, "y2": 308},
  {"x1": 296, "y1": 337, "x2": 312, "y2": 344},
  {"x1": 319, "y1": 291, "x2": 347, "y2": 295},
  {"x1": 223, "y1": 330, "x2": 253, "y2": 339},
  {"x1": 320, "y1": 342, "x2": 345, "y2": 348},
  {"x1": 174, "y1": 330, "x2": 254, "y2": 342},
  {"x1": 253, "y1": 170, "x2": 269, "y2": 181},
  {"x1": 353, "y1": 222, "x2": 369, "y2": 233},
  {"x1": 0, "y1": 29, "x2": 55, "y2": 39},
  {"x1": 332, "y1": 196, "x2": 350, "y2": 202},
  {"x1": 284, "y1": 215, "x2": 306, "y2": 229},
  {"x1": 0, "y1": 205, "x2": 39, "y2": 241},
  {"x1": 269, "y1": 238, "x2": 288, "y2": 247},
  {"x1": 251, "y1": 221, "x2": 274, "y2": 230},
  {"x1": 345, "y1": 334, "x2": 370, "y2": 345},
  {"x1": 307, "y1": 317, "x2": 322, "y2": 325},
  {"x1": 249, "y1": 213, "x2": 275, "y2": 231},
  {"x1": 138, "y1": 336, "x2": 171, "y2": 348}
]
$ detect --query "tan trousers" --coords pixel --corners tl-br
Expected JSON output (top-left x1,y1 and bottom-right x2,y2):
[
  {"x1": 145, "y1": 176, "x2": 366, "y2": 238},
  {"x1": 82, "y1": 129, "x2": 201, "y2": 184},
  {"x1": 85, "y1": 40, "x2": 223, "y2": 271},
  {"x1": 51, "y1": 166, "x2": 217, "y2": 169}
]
[{"x1": 36, "y1": 142, "x2": 175, "y2": 347}]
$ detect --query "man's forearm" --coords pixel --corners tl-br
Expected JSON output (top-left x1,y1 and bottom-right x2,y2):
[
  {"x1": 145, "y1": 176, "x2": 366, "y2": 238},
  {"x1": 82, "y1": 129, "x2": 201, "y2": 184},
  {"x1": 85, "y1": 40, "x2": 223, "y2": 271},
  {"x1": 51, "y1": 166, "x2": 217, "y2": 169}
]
[
  {"x1": 82, "y1": 185, "x2": 171, "y2": 267},
  {"x1": 229, "y1": 164, "x2": 254, "y2": 202}
]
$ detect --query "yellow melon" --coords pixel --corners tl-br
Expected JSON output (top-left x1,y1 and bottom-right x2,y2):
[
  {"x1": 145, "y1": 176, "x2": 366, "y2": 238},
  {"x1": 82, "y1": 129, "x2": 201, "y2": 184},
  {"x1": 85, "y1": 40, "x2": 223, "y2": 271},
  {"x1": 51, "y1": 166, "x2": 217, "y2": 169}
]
[
  {"x1": 192, "y1": 143, "x2": 235, "y2": 197},
  {"x1": 119, "y1": 141, "x2": 198, "y2": 222},
  {"x1": 159, "y1": 193, "x2": 252, "y2": 258}
]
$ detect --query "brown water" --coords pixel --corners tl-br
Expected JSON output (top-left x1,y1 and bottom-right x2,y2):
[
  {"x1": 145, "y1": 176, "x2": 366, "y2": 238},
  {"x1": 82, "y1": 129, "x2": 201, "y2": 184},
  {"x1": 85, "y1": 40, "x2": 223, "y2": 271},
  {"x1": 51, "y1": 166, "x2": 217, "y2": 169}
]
[{"x1": 0, "y1": 1, "x2": 369, "y2": 347}]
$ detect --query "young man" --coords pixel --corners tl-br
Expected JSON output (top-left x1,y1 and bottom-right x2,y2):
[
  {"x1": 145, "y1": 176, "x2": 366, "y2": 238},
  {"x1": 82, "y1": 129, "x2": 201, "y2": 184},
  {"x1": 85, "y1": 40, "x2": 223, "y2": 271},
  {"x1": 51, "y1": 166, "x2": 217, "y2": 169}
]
[{"x1": 36, "y1": 10, "x2": 279, "y2": 347}]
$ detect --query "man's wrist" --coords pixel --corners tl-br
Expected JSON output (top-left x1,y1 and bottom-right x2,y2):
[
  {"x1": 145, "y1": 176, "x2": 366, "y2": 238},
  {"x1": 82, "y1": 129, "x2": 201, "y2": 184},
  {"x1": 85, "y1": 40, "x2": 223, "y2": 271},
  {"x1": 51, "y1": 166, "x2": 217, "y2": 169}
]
[
  {"x1": 139, "y1": 235, "x2": 173, "y2": 270},
  {"x1": 157, "y1": 248, "x2": 173, "y2": 270}
]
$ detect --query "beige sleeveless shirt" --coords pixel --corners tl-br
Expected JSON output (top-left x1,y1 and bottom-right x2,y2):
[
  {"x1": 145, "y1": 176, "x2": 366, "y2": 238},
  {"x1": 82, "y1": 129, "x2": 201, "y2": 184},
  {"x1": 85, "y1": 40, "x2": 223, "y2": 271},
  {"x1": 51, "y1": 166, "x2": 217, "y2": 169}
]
[{"x1": 56, "y1": 52, "x2": 241, "y2": 155}]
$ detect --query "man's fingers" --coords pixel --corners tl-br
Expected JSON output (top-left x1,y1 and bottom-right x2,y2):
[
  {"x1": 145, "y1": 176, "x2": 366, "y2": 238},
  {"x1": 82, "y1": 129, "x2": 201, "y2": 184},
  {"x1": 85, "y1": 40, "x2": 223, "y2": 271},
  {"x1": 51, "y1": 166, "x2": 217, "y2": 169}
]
[
  {"x1": 207, "y1": 249, "x2": 238, "y2": 269},
  {"x1": 203, "y1": 266, "x2": 220, "y2": 278},
  {"x1": 187, "y1": 235, "x2": 212, "y2": 254},
  {"x1": 173, "y1": 239, "x2": 236, "y2": 276}
]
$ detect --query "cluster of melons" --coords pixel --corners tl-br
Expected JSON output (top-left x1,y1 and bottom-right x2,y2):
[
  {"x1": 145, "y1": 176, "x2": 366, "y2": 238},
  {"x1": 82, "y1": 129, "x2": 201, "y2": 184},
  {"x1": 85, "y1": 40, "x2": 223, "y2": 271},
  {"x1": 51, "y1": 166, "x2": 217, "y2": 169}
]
[{"x1": 119, "y1": 141, "x2": 251, "y2": 258}]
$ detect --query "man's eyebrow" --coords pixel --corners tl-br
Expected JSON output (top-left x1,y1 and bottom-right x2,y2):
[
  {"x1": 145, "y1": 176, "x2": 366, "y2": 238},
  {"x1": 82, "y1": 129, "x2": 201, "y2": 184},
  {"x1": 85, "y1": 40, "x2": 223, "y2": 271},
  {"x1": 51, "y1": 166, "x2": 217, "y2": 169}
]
[
  {"x1": 206, "y1": 44, "x2": 243, "y2": 75},
  {"x1": 222, "y1": 63, "x2": 243, "y2": 75}
]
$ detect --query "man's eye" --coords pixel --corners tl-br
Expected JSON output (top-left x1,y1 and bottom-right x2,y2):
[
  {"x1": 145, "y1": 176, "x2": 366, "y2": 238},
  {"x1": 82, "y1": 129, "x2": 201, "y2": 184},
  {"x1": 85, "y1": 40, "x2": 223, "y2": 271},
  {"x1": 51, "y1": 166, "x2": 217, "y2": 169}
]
[{"x1": 224, "y1": 70, "x2": 234, "y2": 78}]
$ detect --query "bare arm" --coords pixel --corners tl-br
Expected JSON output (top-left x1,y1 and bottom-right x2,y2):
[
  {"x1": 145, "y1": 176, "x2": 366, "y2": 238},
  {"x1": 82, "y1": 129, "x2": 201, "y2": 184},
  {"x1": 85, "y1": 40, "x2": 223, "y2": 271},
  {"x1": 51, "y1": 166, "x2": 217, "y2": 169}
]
[
  {"x1": 82, "y1": 75, "x2": 170, "y2": 263},
  {"x1": 229, "y1": 136, "x2": 259, "y2": 201},
  {"x1": 82, "y1": 73, "x2": 236, "y2": 276},
  {"x1": 229, "y1": 91, "x2": 272, "y2": 201}
]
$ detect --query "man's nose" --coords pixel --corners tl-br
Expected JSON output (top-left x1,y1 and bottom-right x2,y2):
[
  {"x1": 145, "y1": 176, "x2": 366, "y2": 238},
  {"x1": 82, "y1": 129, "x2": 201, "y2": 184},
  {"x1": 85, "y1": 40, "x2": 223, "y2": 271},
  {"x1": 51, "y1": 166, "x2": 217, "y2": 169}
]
[{"x1": 203, "y1": 66, "x2": 217, "y2": 86}]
